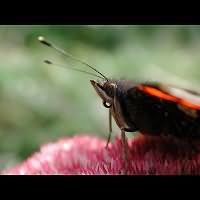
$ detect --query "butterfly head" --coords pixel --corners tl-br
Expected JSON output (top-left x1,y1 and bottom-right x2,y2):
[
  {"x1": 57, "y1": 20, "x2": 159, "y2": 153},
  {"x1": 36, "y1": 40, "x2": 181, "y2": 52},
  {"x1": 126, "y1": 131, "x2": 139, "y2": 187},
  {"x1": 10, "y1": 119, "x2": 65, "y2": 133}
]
[{"x1": 90, "y1": 80, "x2": 116, "y2": 107}]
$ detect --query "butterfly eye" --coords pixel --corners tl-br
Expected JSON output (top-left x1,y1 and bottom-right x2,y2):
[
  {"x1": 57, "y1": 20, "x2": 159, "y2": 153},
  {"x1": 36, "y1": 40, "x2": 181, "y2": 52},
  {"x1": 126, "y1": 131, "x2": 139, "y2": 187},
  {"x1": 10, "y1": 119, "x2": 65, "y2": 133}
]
[
  {"x1": 103, "y1": 101, "x2": 112, "y2": 108},
  {"x1": 105, "y1": 83, "x2": 116, "y2": 98}
]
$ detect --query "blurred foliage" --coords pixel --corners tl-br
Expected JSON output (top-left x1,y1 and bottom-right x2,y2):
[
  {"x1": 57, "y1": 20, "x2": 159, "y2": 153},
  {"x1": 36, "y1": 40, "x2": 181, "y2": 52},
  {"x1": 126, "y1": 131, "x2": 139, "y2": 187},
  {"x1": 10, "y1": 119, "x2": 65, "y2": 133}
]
[{"x1": 1, "y1": 25, "x2": 200, "y2": 169}]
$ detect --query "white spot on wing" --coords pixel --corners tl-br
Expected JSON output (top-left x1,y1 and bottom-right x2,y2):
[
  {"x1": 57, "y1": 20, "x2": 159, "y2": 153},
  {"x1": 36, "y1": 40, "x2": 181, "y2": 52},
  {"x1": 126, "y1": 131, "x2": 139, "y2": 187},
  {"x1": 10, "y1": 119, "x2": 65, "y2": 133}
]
[{"x1": 161, "y1": 85, "x2": 200, "y2": 105}]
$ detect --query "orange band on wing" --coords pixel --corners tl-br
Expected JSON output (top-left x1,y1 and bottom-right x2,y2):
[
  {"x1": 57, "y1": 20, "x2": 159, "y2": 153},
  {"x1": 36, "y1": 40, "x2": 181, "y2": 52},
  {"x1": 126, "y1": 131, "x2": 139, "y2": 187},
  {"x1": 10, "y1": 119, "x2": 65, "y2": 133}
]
[
  {"x1": 138, "y1": 85, "x2": 200, "y2": 110},
  {"x1": 180, "y1": 99, "x2": 200, "y2": 110}
]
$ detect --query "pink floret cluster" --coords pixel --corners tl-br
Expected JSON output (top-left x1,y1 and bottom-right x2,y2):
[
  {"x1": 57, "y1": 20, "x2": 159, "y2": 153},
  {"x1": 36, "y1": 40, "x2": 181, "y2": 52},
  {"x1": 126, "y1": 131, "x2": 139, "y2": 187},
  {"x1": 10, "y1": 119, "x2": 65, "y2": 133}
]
[{"x1": 2, "y1": 134, "x2": 200, "y2": 175}]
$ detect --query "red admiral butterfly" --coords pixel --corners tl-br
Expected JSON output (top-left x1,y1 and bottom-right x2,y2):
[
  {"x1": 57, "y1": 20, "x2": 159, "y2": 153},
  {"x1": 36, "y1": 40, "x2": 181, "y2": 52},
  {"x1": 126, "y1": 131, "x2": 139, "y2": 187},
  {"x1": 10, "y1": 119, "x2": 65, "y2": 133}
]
[{"x1": 38, "y1": 36, "x2": 200, "y2": 166}]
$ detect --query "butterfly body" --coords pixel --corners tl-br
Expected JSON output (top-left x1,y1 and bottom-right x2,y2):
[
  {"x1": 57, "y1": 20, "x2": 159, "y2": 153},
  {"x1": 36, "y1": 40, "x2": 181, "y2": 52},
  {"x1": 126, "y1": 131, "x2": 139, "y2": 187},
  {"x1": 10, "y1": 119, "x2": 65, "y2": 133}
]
[{"x1": 91, "y1": 80, "x2": 200, "y2": 140}]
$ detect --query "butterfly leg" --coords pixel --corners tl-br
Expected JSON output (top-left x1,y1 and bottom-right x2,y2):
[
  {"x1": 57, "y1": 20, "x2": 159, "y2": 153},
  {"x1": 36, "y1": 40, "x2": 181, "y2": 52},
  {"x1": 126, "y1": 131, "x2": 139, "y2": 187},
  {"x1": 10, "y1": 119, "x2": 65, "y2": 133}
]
[
  {"x1": 121, "y1": 128, "x2": 129, "y2": 173},
  {"x1": 123, "y1": 127, "x2": 137, "y2": 132},
  {"x1": 106, "y1": 108, "x2": 112, "y2": 148}
]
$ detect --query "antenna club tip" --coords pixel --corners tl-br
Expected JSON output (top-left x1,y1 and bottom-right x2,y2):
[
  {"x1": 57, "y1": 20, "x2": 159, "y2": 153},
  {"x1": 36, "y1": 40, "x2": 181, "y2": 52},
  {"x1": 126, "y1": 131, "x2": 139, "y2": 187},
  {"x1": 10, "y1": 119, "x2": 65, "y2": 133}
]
[
  {"x1": 38, "y1": 36, "x2": 51, "y2": 47},
  {"x1": 44, "y1": 60, "x2": 52, "y2": 65},
  {"x1": 38, "y1": 36, "x2": 45, "y2": 42}
]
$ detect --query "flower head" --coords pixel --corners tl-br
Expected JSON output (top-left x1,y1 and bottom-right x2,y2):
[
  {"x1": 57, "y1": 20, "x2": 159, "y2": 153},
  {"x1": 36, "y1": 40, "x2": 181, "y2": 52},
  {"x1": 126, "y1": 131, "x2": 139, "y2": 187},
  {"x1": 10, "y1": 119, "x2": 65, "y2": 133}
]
[{"x1": 2, "y1": 134, "x2": 200, "y2": 175}]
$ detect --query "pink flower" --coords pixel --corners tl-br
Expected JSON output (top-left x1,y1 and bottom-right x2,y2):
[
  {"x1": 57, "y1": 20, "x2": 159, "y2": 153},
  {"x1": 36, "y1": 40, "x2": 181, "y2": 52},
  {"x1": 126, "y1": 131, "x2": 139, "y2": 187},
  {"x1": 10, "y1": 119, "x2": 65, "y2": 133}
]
[{"x1": 2, "y1": 134, "x2": 200, "y2": 175}]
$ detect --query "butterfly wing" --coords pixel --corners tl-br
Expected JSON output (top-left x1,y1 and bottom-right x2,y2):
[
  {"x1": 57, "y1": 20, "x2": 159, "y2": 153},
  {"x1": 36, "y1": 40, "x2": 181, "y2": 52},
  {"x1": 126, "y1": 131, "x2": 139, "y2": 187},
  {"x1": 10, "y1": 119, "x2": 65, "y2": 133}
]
[{"x1": 138, "y1": 83, "x2": 200, "y2": 110}]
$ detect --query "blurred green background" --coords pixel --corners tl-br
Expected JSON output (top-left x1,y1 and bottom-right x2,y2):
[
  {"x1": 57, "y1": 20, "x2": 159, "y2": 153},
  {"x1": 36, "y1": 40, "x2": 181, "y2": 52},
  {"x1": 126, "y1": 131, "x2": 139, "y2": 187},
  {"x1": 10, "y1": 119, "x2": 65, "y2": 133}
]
[{"x1": 1, "y1": 25, "x2": 200, "y2": 170}]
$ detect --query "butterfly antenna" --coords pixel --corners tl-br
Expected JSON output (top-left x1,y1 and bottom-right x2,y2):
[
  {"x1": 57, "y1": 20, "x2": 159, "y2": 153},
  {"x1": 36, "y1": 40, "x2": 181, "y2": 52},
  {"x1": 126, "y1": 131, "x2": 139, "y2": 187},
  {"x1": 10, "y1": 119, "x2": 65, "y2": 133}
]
[
  {"x1": 44, "y1": 60, "x2": 104, "y2": 80},
  {"x1": 38, "y1": 36, "x2": 109, "y2": 81}
]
